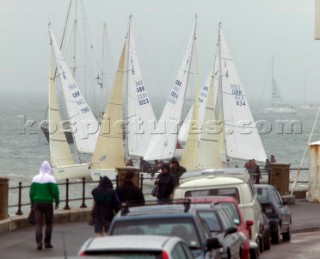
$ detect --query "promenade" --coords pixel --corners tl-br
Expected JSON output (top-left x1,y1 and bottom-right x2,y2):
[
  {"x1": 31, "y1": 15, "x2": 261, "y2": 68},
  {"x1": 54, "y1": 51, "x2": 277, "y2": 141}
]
[{"x1": 0, "y1": 199, "x2": 320, "y2": 259}]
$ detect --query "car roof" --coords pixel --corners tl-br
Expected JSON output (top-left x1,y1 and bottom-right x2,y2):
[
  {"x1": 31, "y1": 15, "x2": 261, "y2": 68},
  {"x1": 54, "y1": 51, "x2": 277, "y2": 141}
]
[
  {"x1": 115, "y1": 203, "x2": 197, "y2": 219},
  {"x1": 178, "y1": 175, "x2": 245, "y2": 188},
  {"x1": 254, "y1": 184, "x2": 272, "y2": 189},
  {"x1": 181, "y1": 196, "x2": 239, "y2": 204},
  {"x1": 83, "y1": 235, "x2": 182, "y2": 251},
  {"x1": 179, "y1": 168, "x2": 250, "y2": 184}
]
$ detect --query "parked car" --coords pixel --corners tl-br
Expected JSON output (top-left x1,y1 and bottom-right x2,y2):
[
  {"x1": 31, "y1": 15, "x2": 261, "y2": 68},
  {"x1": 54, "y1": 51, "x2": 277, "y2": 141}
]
[
  {"x1": 108, "y1": 202, "x2": 223, "y2": 258},
  {"x1": 195, "y1": 203, "x2": 244, "y2": 259},
  {"x1": 177, "y1": 196, "x2": 252, "y2": 259},
  {"x1": 254, "y1": 184, "x2": 292, "y2": 244},
  {"x1": 174, "y1": 168, "x2": 262, "y2": 259},
  {"x1": 78, "y1": 235, "x2": 194, "y2": 258}
]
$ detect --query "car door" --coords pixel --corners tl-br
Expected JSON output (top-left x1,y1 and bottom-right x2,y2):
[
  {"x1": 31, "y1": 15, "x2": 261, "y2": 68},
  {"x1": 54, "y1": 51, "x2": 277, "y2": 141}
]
[
  {"x1": 272, "y1": 186, "x2": 291, "y2": 230},
  {"x1": 218, "y1": 209, "x2": 242, "y2": 259}
]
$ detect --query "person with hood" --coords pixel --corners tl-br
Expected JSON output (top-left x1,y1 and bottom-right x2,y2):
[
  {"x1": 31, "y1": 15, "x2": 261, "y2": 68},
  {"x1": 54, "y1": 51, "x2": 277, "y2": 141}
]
[
  {"x1": 116, "y1": 171, "x2": 145, "y2": 206},
  {"x1": 29, "y1": 160, "x2": 59, "y2": 250},
  {"x1": 91, "y1": 176, "x2": 120, "y2": 236},
  {"x1": 155, "y1": 163, "x2": 176, "y2": 203},
  {"x1": 169, "y1": 157, "x2": 186, "y2": 186}
]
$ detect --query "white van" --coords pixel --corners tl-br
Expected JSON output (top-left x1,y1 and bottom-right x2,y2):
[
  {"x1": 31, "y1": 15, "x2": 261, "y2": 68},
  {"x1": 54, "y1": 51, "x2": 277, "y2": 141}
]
[{"x1": 174, "y1": 168, "x2": 262, "y2": 259}]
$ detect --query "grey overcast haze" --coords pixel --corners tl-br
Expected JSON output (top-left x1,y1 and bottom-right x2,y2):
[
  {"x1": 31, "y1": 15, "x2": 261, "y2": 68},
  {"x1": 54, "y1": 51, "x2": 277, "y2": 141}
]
[{"x1": 0, "y1": 0, "x2": 319, "y2": 107}]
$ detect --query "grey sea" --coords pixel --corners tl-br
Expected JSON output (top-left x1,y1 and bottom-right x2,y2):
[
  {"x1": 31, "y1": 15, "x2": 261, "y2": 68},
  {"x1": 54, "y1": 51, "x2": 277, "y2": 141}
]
[{"x1": 1, "y1": 94, "x2": 318, "y2": 190}]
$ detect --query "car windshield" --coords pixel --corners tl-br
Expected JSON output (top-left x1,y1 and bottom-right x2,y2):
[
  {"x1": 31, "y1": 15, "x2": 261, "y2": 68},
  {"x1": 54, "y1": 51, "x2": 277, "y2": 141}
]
[
  {"x1": 198, "y1": 211, "x2": 222, "y2": 232},
  {"x1": 256, "y1": 188, "x2": 270, "y2": 203},
  {"x1": 219, "y1": 203, "x2": 241, "y2": 225},
  {"x1": 185, "y1": 188, "x2": 240, "y2": 203},
  {"x1": 111, "y1": 219, "x2": 200, "y2": 248}
]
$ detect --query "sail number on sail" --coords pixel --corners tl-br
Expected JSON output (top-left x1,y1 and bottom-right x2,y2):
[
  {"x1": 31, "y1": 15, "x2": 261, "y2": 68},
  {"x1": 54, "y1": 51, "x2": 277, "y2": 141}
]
[
  {"x1": 231, "y1": 84, "x2": 246, "y2": 106},
  {"x1": 168, "y1": 80, "x2": 182, "y2": 105},
  {"x1": 135, "y1": 80, "x2": 150, "y2": 106}
]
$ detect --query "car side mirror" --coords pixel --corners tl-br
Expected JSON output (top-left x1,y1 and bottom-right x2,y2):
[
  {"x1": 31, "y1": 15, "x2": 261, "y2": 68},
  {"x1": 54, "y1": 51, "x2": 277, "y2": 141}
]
[
  {"x1": 224, "y1": 226, "x2": 237, "y2": 237},
  {"x1": 207, "y1": 237, "x2": 222, "y2": 250},
  {"x1": 246, "y1": 220, "x2": 254, "y2": 227}
]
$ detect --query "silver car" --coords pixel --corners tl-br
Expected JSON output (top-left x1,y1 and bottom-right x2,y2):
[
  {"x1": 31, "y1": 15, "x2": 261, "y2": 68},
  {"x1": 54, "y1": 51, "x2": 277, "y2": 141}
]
[{"x1": 78, "y1": 235, "x2": 194, "y2": 258}]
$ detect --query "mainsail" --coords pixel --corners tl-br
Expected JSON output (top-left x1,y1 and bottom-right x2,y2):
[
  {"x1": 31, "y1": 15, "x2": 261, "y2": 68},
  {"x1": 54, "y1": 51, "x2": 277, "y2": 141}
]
[
  {"x1": 48, "y1": 62, "x2": 74, "y2": 167},
  {"x1": 219, "y1": 27, "x2": 267, "y2": 163},
  {"x1": 48, "y1": 59, "x2": 90, "y2": 181},
  {"x1": 126, "y1": 19, "x2": 156, "y2": 158},
  {"x1": 49, "y1": 27, "x2": 99, "y2": 154},
  {"x1": 144, "y1": 19, "x2": 197, "y2": 161}
]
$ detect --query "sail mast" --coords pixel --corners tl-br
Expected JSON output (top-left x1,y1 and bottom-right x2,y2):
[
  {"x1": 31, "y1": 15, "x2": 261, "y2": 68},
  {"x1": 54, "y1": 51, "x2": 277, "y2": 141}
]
[
  {"x1": 124, "y1": 15, "x2": 132, "y2": 159},
  {"x1": 217, "y1": 22, "x2": 229, "y2": 165}
]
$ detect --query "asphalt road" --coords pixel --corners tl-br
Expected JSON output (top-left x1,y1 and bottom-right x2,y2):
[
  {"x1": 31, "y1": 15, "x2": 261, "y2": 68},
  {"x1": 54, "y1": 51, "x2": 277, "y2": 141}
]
[{"x1": 260, "y1": 231, "x2": 320, "y2": 259}]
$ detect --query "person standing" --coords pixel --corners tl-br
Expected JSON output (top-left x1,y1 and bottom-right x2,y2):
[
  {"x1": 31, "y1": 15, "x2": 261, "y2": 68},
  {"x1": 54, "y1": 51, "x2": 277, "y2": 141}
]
[
  {"x1": 116, "y1": 171, "x2": 145, "y2": 206},
  {"x1": 91, "y1": 176, "x2": 120, "y2": 237},
  {"x1": 155, "y1": 163, "x2": 176, "y2": 203},
  {"x1": 169, "y1": 157, "x2": 186, "y2": 186},
  {"x1": 29, "y1": 160, "x2": 59, "y2": 250}
]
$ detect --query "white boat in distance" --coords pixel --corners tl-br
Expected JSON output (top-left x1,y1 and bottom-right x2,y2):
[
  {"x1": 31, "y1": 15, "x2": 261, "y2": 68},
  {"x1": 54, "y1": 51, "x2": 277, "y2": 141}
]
[{"x1": 263, "y1": 58, "x2": 297, "y2": 114}]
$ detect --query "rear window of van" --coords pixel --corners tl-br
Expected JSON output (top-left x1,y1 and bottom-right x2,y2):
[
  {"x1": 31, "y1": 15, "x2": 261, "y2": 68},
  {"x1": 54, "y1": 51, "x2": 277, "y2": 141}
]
[{"x1": 185, "y1": 188, "x2": 240, "y2": 203}]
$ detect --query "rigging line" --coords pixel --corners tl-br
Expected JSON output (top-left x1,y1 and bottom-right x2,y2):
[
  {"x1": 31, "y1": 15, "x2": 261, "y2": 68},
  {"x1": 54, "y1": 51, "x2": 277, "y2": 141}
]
[{"x1": 291, "y1": 105, "x2": 320, "y2": 195}]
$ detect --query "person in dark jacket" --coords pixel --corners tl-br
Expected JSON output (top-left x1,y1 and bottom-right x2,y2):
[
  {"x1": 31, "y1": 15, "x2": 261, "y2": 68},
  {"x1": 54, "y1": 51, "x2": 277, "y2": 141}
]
[
  {"x1": 155, "y1": 163, "x2": 176, "y2": 203},
  {"x1": 116, "y1": 171, "x2": 145, "y2": 206},
  {"x1": 169, "y1": 157, "x2": 186, "y2": 186},
  {"x1": 91, "y1": 176, "x2": 120, "y2": 236}
]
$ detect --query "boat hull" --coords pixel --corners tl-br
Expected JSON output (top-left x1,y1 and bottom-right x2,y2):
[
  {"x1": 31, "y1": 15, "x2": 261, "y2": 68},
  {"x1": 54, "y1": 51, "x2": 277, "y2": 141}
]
[
  {"x1": 263, "y1": 107, "x2": 297, "y2": 114},
  {"x1": 53, "y1": 163, "x2": 90, "y2": 181}
]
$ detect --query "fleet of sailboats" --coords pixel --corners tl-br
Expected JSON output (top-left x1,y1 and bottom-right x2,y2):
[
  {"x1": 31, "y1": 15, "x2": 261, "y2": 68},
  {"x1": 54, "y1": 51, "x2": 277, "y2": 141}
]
[
  {"x1": 45, "y1": 12, "x2": 269, "y2": 181},
  {"x1": 179, "y1": 24, "x2": 267, "y2": 171}
]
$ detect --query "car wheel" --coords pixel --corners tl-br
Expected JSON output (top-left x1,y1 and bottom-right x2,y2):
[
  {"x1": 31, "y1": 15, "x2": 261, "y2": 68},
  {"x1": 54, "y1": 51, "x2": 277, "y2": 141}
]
[
  {"x1": 264, "y1": 230, "x2": 271, "y2": 250},
  {"x1": 250, "y1": 247, "x2": 259, "y2": 259},
  {"x1": 271, "y1": 224, "x2": 281, "y2": 244},
  {"x1": 259, "y1": 236, "x2": 264, "y2": 253},
  {"x1": 282, "y1": 223, "x2": 291, "y2": 242}
]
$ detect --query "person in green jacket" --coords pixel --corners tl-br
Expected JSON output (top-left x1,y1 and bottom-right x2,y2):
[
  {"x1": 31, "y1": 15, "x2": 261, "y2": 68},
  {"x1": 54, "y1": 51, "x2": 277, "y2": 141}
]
[{"x1": 29, "y1": 160, "x2": 59, "y2": 250}]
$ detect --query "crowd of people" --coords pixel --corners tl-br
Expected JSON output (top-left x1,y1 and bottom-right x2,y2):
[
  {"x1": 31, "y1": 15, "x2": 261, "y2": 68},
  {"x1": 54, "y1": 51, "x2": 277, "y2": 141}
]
[
  {"x1": 244, "y1": 155, "x2": 277, "y2": 182},
  {"x1": 29, "y1": 157, "x2": 188, "y2": 247}
]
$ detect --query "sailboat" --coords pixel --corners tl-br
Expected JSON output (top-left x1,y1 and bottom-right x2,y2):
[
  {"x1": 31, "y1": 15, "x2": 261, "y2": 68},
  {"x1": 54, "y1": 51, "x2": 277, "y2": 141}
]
[
  {"x1": 48, "y1": 60, "x2": 90, "y2": 181},
  {"x1": 263, "y1": 58, "x2": 297, "y2": 114},
  {"x1": 218, "y1": 26, "x2": 267, "y2": 164},
  {"x1": 89, "y1": 16, "x2": 157, "y2": 181},
  {"x1": 49, "y1": 26, "x2": 99, "y2": 154},
  {"x1": 144, "y1": 17, "x2": 197, "y2": 161}
]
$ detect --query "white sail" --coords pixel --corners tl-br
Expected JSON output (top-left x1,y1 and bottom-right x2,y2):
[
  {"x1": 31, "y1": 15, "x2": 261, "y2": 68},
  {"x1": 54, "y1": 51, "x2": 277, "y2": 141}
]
[
  {"x1": 126, "y1": 24, "x2": 156, "y2": 158},
  {"x1": 144, "y1": 20, "x2": 197, "y2": 161},
  {"x1": 49, "y1": 27, "x2": 99, "y2": 154},
  {"x1": 48, "y1": 60, "x2": 90, "y2": 180},
  {"x1": 90, "y1": 44, "x2": 126, "y2": 177},
  {"x1": 219, "y1": 29, "x2": 267, "y2": 163}
]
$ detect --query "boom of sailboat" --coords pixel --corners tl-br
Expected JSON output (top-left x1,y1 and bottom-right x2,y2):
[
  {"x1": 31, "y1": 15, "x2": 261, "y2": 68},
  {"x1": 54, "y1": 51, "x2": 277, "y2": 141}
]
[{"x1": 47, "y1": 17, "x2": 267, "y2": 183}]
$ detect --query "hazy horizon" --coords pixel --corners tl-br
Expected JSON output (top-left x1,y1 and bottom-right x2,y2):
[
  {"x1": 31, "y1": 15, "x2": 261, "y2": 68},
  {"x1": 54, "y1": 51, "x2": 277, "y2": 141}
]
[{"x1": 1, "y1": 0, "x2": 320, "y2": 107}]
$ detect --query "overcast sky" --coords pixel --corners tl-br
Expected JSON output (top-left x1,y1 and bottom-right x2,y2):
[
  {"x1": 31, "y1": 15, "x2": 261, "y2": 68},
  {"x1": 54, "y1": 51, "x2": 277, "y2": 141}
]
[{"x1": 0, "y1": 0, "x2": 319, "y2": 107}]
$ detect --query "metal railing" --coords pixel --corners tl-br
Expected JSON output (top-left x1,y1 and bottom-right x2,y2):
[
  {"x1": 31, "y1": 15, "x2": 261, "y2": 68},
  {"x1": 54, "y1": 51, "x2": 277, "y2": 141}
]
[{"x1": 8, "y1": 175, "x2": 151, "y2": 216}]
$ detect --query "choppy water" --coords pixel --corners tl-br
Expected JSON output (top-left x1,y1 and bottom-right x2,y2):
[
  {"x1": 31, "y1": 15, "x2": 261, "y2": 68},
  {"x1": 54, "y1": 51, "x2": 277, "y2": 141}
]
[{"x1": 1, "y1": 94, "x2": 318, "y2": 188}]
